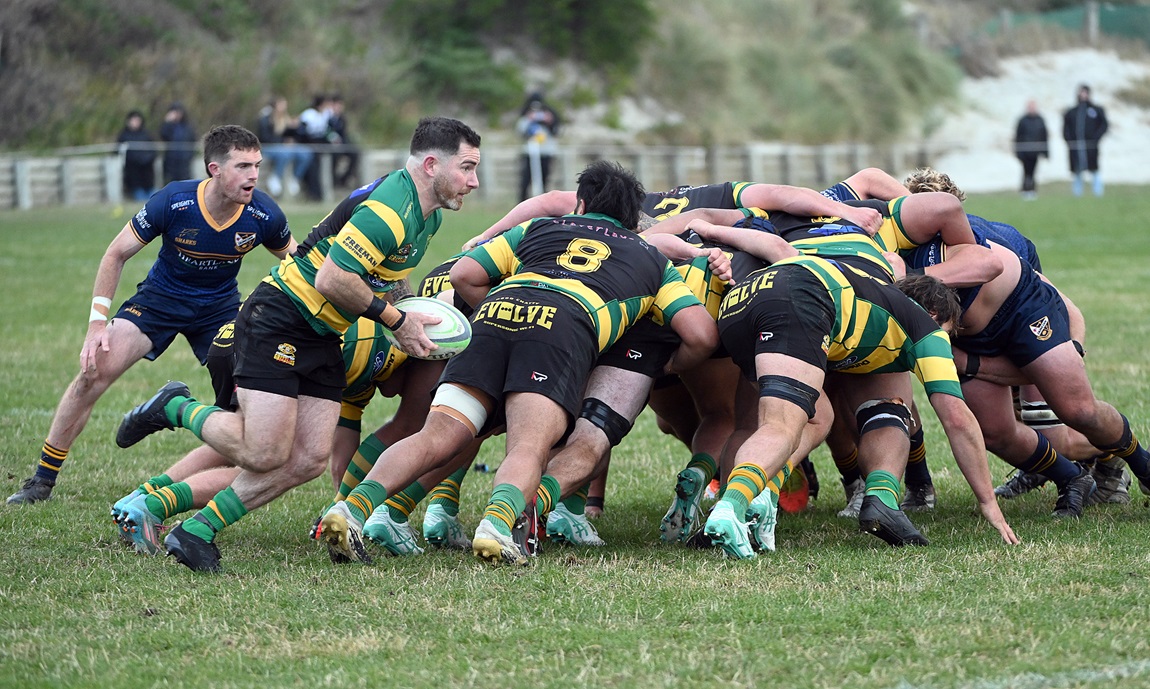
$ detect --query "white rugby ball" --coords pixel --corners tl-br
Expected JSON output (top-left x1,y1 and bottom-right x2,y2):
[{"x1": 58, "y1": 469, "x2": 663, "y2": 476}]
[{"x1": 385, "y1": 296, "x2": 471, "y2": 360}]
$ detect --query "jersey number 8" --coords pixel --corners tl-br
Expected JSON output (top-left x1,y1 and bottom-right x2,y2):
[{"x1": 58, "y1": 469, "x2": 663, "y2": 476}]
[{"x1": 558, "y1": 238, "x2": 611, "y2": 273}]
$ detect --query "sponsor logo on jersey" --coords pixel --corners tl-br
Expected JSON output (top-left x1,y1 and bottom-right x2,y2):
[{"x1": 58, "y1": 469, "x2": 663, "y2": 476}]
[
  {"x1": 531, "y1": 371, "x2": 549, "y2": 382},
  {"x1": 473, "y1": 299, "x2": 557, "y2": 331},
  {"x1": 171, "y1": 199, "x2": 195, "y2": 211},
  {"x1": 1029, "y1": 316, "x2": 1052, "y2": 341},
  {"x1": 234, "y1": 232, "x2": 257, "y2": 253},
  {"x1": 387, "y1": 244, "x2": 413, "y2": 264},
  {"x1": 420, "y1": 273, "x2": 452, "y2": 297},
  {"x1": 273, "y1": 342, "x2": 297, "y2": 366},
  {"x1": 246, "y1": 206, "x2": 270, "y2": 221},
  {"x1": 626, "y1": 349, "x2": 642, "y2": 360},
  {"x1": 134, "y1": 209, "x2": 151, "y2": 230},
  {"x1": 340, "y1": 235, "x2": 378, "y2": 267},
  {"x1": 759, "y1": 331, "x2": 774, "y2": 342}
]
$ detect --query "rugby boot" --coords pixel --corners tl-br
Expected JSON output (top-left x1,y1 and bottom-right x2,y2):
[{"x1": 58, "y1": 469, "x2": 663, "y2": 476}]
[
  {"x1": 858, "y1": 495, "x2": 928, "y2": 547},
  {"x1": 116, "y1": 381, "x2": 190, "y2": 448},
  {"x1": 6, "y1": 476, "x2": 55, "y2": 505},
  {"x1": 1052, "y1": 468, "x2": 1096, "y2": 518},
  {"x1": 473, "y1": 519, "x2": 528, "y2": 566},
  {"x1": 900, "y1": 481, "x2": 937, "y2": 512},
  {"x1": 317, "y1": 501, "x2": 373, "y2": 564},
  {"x1": 1088, "y1": 457, "x2": 1131, "y2": 505},
  {"x1": 660, "y1": 467, "x2": 706, "y2": 543},
  {"x1": 164, "y1": 516, "x2": 222, "y2": 573},
  {"x1": 511, "y1": 503, "x2": 543, "y2": 557},
  {"x1": 837, "y1": 477, "x2": 865, "y2": 518},
  {"x1": 745, "y1": 490, "x2": 778, "y2": 552},
  {"x1": 119, "y1": 495, "x2": 164, "y2": 555},
  {"x1": 703, "y1": 501, "x2": 755, "y2": 560},
  {"x1": 800, "y1": 456, "x2": 820, "y2": 501},
  {"x1": 422, "y1": 503, "x2": 471, "y2": 550},
  {"x1": 363, "y1": 506, "x2": 424, "y2": 555},
  {"x1": 546, "y1": 503, "x2": 605, "y2": 546},
  {"x1": 994, "y1": 470, "x2": 1048, "y2": 499}
]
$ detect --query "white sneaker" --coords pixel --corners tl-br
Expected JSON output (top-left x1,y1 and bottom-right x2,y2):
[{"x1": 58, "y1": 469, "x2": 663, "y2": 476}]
[
  {"x1": 546, "y1": 503, "x2": 605, "y2": 546},
  {"x1": 318, "y1": 501, "x2": 372, "y2": 564},
  {"x1": 837, "y1": 477, "x2": 866, "y2": 518},
  {"x1": 703, "y1": 501, "x2": 755, "y2": 559},
  {"x1": 746, "y1": 490, "x2": 778, "y2": 552},
  {"x1": 267, "y1": 174, "x2": 283, "y2": 197},
  {"x1": 363, "y1": 505, "x2": 424, "y2": 555},
  {"x1": 422, "y1": 503, "x2": 470, "y2": 550},
  {"x1": 472, "y1": 519, "x2": 527, "y2": 566},
  {"x1": 287, "y1": 176, "x2": 301, "y2": 197}
]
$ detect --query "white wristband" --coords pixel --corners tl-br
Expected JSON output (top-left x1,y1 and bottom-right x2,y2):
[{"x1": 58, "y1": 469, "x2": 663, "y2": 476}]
[
  {"x1": 89, "y1": 307, "x2": 108, "y2": 322},
  {"x1": 90, "y1": 296, "x2": 113, "y2": 322}
]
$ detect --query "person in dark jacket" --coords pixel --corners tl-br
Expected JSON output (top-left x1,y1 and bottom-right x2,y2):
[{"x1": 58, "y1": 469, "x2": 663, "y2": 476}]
[
  {"x1": 117, "y1": 110, "x2": 156, "y2": 202},
  {"x1": 1014, "y1": 100, "x2": 1048, "y2": 200},
  {"x1": 160, "y1": 103, "x2": 197, "y2": 185},
  {"x1": 1062, "y1": 84, "x2": 1108, "y2": 197}
]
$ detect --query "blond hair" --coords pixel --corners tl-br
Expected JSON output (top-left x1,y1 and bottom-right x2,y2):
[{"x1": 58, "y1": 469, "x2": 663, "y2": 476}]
[{"x1": 903, "y1": 167, "x2": 966, "y2": 201}]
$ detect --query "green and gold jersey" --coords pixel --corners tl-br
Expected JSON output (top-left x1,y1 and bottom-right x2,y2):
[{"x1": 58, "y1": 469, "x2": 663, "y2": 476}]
[
  {"x1": 268, "y1": 170, "x2": 441, "y2": 336},
  {"x1": 466, "y1": 213, "x2": 702, "y2": 353},
  {"x1": 753, "y1": 205, "x2": 898, "y2": 280},
  {"x1": 642, "y1": 182, "x2": 751, "y2": 220},
  {"x1": 768, "y1": 254, "x2": 962, "y2": 398},
  {"x1": 820, "y1": 182, "x2": 919, "y2": 255},
  {"x1": 339, "y1": 318, "x2": 409, "y2": 424}
]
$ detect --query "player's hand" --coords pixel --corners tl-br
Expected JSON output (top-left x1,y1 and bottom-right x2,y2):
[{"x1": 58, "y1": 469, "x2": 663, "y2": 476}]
[
  {"x1": 700, "y1": 247, "x2": 734, "y2": 284},
  {"x1": 883, "y1": 251, "x2": 907, "y2": 280},
  {"x1": 461, "y1": 234, "x2": 484, "y2": 252},
  {"x1": 80, "y1": 321, "x2": 111, "y2": 374},
  {"x1": 391, "y1": 310, "x2": 441, "y2": 358},
  {"x1": 841, "y1": 206, "x2": 883, "y2": 236},
  {"x1": 979, "y1": 499, "x2": 1021, "y2": 545}
]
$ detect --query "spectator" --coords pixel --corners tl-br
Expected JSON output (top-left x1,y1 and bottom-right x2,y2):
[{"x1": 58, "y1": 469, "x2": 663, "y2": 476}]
[
  {"x1": 159, "y1": 102, "x2": 197, "y2": 185},
  {"x1": 1062, "y1": 83, "x2": 1108, "y2": 197},
  {"x1": 516, "y1": 91, "x2": 560, "y2": 201},
  {"x1": 296, "y1": 94, "x2": 333, "y2": 200},
  {"x1": 117, "y1": 110, "x2": 157, "y2": 202},
  {"x1": 257, "y1": 96, "x2": 313, "y2": 198},
  {"x1": 328, "y1": 94, "x2": 361, "y2": 188},
  {"x1": 1013, "y1": 99, "x2": 1048, "y2": 200}
]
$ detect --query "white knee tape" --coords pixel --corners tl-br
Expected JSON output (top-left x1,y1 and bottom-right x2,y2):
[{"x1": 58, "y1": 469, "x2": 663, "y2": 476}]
[{"x1": 432, "y1": 383, "x2": 489, "y2": 432}]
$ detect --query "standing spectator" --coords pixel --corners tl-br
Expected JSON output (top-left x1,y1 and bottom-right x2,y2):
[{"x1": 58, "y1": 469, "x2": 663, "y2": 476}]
[
  {"x1": 1013, "y1": 100, "x2": 1048, "y2": 200},
  {"x1": 516, "y1": 91, "x2": 560, "y2": 201},
  {"x1": 1062, "y1": 83, "x2": 1108, "y2": 197},
  {"x1": 297, "y1": 94, "x2": 333, "y2": 200},
  {"x1": 328, "y1": 94, "x2": 361, "y2": 189},
  {"x1": 117, "y1": 110, "x2": 157, "y2": 202},
  {"x1": 160, "y1": 102, "x2": 197, "y2": 185},
  {"x1": 256, "y1": 96, "x2": 313, "y2": 198}
]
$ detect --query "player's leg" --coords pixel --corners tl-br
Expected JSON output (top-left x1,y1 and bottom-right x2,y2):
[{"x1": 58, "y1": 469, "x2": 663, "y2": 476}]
[
  {"x1": 119, "y1": 464, "x2": 241, "y2": 556},
  {"x1": 9, "y1": 319, "x2": 153, "y2": 504}
]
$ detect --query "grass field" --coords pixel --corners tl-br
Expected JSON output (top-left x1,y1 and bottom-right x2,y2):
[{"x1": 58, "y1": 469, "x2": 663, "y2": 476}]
[{"x1": 2, "y1": 186, "x2": 1150, "y2": 689}]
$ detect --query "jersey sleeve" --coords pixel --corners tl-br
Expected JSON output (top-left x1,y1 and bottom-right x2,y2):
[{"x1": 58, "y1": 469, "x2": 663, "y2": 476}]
[
  {"x1": 820, "y1": 181, "x2": 861, "y2": 203},
  {"x1": 128, "y1": 191, "x2": 172, "y2": 244},
  {"x1": 328, "y1": 200, "x2": 406, "y2": 275},
  {"x1": 647, "y1": 262, "x2": 704, "y2": 325},
  {"x1": 264, "y1": 204, "x2": 293, "y2": 253},
  {"x1": 911, "y1": 330, "x2": 964, "y2": 399},
  {"x1": 467, "y1": 223, "x2": 526, "y2": 281}
]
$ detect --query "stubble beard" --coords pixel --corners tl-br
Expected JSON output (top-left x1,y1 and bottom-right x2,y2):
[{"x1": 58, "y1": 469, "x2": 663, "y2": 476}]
[{"x1": 433, "y1": 174, "x2": 463, "y2": 211}]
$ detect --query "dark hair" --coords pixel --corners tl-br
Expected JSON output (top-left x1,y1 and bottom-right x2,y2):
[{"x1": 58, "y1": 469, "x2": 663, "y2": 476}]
[
  {"x1": 409, "y1": 117, "x2": 481, "y2": 157},
  {"x1": 202, "y1": 125, "x2": 261, "y2": 176},
  {"x1": 895, "y1": 274, "x2": 962, "y2": 329},
  {"x1": 126, "y1": 110, "x2": 144, "y2": 123},
  {"x1": 575, "y1": 160, "x2": 645, "y2": 230}
]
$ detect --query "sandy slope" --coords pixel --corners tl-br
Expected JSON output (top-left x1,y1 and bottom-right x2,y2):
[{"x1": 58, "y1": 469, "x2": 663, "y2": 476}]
[{"x1": 926, "y1": 49, "x2": 1150, "y2": 193}]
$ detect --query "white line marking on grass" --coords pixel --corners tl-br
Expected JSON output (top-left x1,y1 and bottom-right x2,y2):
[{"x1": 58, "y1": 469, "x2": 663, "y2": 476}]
[{"x1": 892, "y1": 659, "x2": 1150, "y2": 689}]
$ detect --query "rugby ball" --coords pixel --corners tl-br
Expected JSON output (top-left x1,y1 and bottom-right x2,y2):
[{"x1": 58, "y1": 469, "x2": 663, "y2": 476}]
[{"x1": 385, "y1": 296, "x2": 471, "y2": 360}]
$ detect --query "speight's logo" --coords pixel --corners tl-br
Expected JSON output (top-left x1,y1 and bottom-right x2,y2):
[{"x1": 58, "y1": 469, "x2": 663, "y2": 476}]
[
  {"x1": 234, "y1": 232, "x2": 257, "y2": 253},
  {"x1": 273, "y1": 342, "x2": 297, "y2": 366},
  {"x1": 1029, "y1": 316, "x2": 1052, "y2": 341}
]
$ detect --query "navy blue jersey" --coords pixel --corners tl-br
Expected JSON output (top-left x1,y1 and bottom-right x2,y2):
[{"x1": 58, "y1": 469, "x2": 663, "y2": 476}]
[
  {"x1": 129, "y1": 179, "x2": 291, "y2": 304},
  {"x1": 968, "y1": 214, "x2": 1043, "y2": 273}
]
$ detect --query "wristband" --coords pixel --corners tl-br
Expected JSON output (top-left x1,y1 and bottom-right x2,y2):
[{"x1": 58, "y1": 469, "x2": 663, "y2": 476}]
[
  {"x1": 964, "y1": 353, "x2": 981, "y2": 378},
  {"x1": 362, "y1": 296, "x2": 388, "y2": 322},
  {"x1": 386, "y1": 309, "x2": 407, "y2": 331},
  {"x1": 1072, "y1": 340, "x2": 1085, "y2": 358},
  {"x1": 89, "y1": 296, "x2": 112, "y2": 322},
  {"x1": 906, "y1": 265, "x2": 925, "y2": 276}
]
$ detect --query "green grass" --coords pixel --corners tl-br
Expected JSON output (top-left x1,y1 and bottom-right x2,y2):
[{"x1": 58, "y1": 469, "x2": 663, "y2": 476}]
[{"x1": 3, "y1": 188, "x2": 1150, "y2": 689}]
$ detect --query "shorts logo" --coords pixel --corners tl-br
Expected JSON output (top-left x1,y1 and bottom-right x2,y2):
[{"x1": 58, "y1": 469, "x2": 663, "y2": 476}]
[
  {"x1": 531, "y1": 371, "x2": 549, "y2": 382},
  {"x1": 821, "y1": 335, "x2": 830, "y2": 354},
  {"x1": 273, "y1": 342, "x2": 297, "y2": 366},
  {"x1": 124, "y1": 306, "x2": 143, "y2": 317},
  {"x1": 234, "y1": 232, "x2": 257, "y2": 253},
  {"x1": 759, "y1": 331, "x2": 774, "y2": 342},
  {"x1": 626, "y1": 349, "x2": 642, "y2": 360},
  {"x1": 1029, "y1": 316, "x2": 1052, "y2": 341}
]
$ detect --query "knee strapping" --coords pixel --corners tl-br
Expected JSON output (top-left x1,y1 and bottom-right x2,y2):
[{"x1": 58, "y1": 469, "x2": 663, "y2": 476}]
[
  {"x1": 757, "y1": 375, "x2": 819, "y2": 419},
  {"x1": 855, "y1": 398, "x2": 912, "y2": 437},
  {"x1": 579, "y1": 398, "x2": 633, "y2": 447},
  {"x1": 430, "y1": 384, "x2": 488, "y2": 436},
  {"x1": 1020, "y1": 400, "x2": 1063, "y2": 430}
]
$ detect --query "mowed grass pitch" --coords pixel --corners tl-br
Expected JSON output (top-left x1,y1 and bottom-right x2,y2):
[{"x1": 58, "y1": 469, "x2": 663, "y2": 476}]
[{"x1": 2, "y1": 187, "x2": 1150, "y2": 689}]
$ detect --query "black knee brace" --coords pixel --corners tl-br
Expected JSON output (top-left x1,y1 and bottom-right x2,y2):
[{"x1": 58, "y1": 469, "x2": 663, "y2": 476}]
[
  {"x1": 757, "y1": 375, "x2": 820, "y2": 419},
  {"x1": 580, "y1": 398, "x2": 633, "y2": 447},
  {"x1": 855, "y1": 398, "x2": 912, "y2": 437}
]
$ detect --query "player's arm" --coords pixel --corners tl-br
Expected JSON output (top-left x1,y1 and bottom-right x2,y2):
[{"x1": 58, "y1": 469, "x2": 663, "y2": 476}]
[
  {"x1": 447, "y1": 256, "x2": 494, "y2": 308},
  {"x1": 887, "y1": 243, "x2": 1002, "y2": 288},
  {"x1": 838, "y1": 167, "x2": 911, "y2": 201},
  {"x1": 951, "y1": 347, "x2": 1030, "y2": 387},
  {"x1": 461, "y1": 190, "x2": 576, "y2": 251},
  {"x1": 665, "y1": 304, "x2": 719, "y2": 374},
  {"x1": 642, "y1": 233, "x2": 734, "y2": 284},
  {"x1": 686, "y1": 219, "x2": 799, "y2": 264},
  {"x1": 897, "y1": 191, "x2": 976, "y2": 246},
  {"x1": 315, "y1": 259, "x2": 440, "y2": 358},
  {"x1": 739, "y1": 183, "x2": 882, "y2": 235},
  {"x1": 81, "y1": 223, "x2": 149, "y2": 373},
  {"x1": 927, "y1": 391, "x2": 1020, "y2": 545},
  {"x1": 268, "y1": 235, "x2": 298, "y2": 260}
]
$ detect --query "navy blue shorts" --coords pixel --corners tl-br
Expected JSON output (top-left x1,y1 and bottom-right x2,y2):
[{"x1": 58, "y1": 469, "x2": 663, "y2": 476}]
[
  {"x1": 956, "y1": 267, "x2": 1070, "y2": 368},
  {"x1": 115, "y1": 282, "x2": 239, "y2": 364}
]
